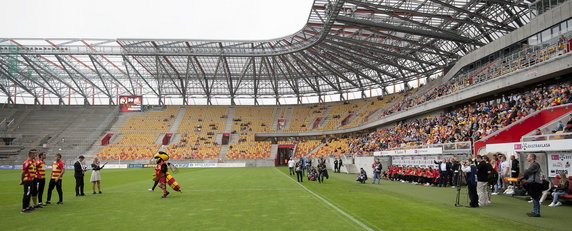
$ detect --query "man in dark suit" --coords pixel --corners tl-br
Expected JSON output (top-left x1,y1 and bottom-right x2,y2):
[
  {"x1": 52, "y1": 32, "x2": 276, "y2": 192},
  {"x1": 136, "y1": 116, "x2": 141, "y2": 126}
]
[
  {"x1": 74, "y1": 156, "x2": 86, "y2": 196},
  {"x1": 434, "y1": 158, "x2": 448, "y2": 187}
]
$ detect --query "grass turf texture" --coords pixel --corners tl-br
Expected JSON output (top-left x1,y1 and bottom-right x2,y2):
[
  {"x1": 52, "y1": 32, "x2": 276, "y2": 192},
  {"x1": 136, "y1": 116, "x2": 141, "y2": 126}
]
[{"x1": 0, "y1": 167, "x2": 570, "y2": 230}]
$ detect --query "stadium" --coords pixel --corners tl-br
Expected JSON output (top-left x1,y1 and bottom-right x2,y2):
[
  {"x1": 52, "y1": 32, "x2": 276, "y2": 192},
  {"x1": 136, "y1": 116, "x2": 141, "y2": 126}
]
[{"x1": 1, "y1": 0, "x2": 572, "y2": 230}]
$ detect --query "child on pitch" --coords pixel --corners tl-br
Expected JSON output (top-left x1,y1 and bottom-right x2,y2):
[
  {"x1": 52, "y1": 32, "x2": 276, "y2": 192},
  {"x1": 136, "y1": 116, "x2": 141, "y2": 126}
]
[{"x1": 152, "y1": 152, "x2": 181, "y2": 198}]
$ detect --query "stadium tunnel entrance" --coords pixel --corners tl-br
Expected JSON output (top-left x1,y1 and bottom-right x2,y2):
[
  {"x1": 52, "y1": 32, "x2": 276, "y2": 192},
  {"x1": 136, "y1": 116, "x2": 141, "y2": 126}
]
[{"x1": 276, "y1": 145, "x2": 294, "y2": 166}]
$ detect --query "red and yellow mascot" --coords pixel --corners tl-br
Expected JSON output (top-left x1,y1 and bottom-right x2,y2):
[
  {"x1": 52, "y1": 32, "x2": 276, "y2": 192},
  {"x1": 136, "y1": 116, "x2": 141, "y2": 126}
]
[{"x1": 153, "y1": 152, "x2": 181, "y2": 198}]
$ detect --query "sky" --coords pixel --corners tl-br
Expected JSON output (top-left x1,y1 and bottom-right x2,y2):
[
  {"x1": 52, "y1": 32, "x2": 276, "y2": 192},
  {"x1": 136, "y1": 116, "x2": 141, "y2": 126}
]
[{"x1": 1, "y1": 0, "x2": 314, "y2": 40}]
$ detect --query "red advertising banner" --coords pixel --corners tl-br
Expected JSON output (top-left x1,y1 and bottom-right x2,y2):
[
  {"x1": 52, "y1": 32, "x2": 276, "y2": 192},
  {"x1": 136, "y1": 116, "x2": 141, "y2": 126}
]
[{"x1": 119, "y1": 96, "x2": 143, "y2": 112}]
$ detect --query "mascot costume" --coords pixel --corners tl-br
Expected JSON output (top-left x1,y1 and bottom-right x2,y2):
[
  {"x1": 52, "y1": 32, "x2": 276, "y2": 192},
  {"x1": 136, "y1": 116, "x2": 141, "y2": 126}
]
[{"x1": 152, "y1": 152, "x2": 181, "y2": 198}]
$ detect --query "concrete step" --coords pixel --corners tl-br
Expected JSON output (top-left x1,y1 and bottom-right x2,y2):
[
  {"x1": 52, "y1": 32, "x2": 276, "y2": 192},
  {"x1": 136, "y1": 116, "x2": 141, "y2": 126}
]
[
  {"x1": 168, "y1": 107, "x2": 186, "y2": 133},
  {"x1": 269, "y1": 144, "x2": 278, "y2": 160},
  {"x1": 219, "y1": 145, "x2": 229, "y2": 159},
  {"x1": 224, "y1": 107, "x2": 236, "y2": 133}
]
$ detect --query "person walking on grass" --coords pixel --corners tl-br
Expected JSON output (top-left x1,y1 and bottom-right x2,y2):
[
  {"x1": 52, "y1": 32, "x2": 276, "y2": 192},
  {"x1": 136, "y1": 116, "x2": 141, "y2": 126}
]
[{"x1": 288, "y1": 159, "x2": 295, "y2": 176}]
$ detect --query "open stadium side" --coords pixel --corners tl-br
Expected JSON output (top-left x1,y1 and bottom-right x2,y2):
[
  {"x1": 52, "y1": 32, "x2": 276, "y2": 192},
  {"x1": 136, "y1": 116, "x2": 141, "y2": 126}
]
[{"x1": 2, "y1": 0, "x2": 572, "y2": 230}]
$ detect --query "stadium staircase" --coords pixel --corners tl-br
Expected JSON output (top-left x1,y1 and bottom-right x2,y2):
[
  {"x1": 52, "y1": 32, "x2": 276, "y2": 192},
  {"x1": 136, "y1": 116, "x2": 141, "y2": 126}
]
[
  {"x1": 344, "y1": 102, "x2": 370, "y2": 126},
  {"x1": 84, "y1": 112, "x2": 131, "y2": 158},
  {"x1": 283, "y1": 108, "x2": 293, "y2": 130},
  {"x1": 271, "y1": 108, "x2": 281, "y2": 131},
  {"x1": 269, "y1": 144, "x2": 278, "y2": 160},
  {"x1": 304, "y1": 143, "x2": 324, "y2": 158},
  {"x1": 218, "y1": 145, "x2": 229, "y2": 159},
  {"x1": 6, "y1": 108, "x2": 32, "y2": 132},
  {"x1": 154, "y1": 134, "x2": 165, "y2": 145},
  {"x1": 224, "y1": 107, "x2": 236, "y2": 133},
  {"x1": 168, "y1": 107, "x2": 186, "y2": 134},
  {"x1": 156, "y1": 107, "x2": 187, "y2": 151},
  {"x1": 474, "y1": 104, "x2": 572, "y2": 154},
  {"x1": 291, "y1": 144, "x2": 298, "y2": 158},
  {"x1": 46, "y1": 107, "x2": 118, "y2": 160},
  {"x1": 218, "y1": 107, "x2": 236, "y2": 159}
]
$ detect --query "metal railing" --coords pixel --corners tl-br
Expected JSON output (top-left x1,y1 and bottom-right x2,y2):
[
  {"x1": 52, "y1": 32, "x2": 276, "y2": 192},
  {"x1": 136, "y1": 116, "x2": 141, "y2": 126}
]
[
  {"x1": 521, "y1": 132, "x2": 572, "y2": 142},
  {"x1": 392, "y1": 141, "x2": 472, "y2": 152}
]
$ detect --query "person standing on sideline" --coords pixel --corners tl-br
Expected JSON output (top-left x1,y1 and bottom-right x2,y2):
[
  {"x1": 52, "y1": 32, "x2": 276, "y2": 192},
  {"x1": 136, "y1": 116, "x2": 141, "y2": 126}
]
[
  {"x1": 338, "y1": 158, "x2": 343, "y2": 173},
  {"x1": 35, "y1": 152, "x2": 47, "y2": 206},
  {"x1": 520, "y1": 154, "x2": 542, "y2": 217},
  {"x1": 90, "y1": 157, "x2": 105, "y2": 194},
  {"x1": 20, "y1": 150, "x2": 39, "y2": 213},
  {"x1": 434, "y1": 158, "x2": 448, "y2": 187},
  {"x1": 372, "y1": 159, "x2": 382, "y2": 184},
  {"x1": 288, "y1": 159, "x2": 295, "y2": 176},
  {"x1": 317, "y1": 159, "x2": 328, "y2": 183},
  {"x1": 476, "y1": 155, "x2": 491, "y2": 206},
  {"x1": 511, "y1": 155, "x2": 520, "y2": 178},
  {"x1": 334, "y1": 159, "x2": 339, "y2": 173},
  {"x1": 295, "y1": 160, "x2": 303, "y2": 182},
  {"x1": 462, "y1": 159, "x2": 479, "y2": 208},
  {"x1": 74, "y1": 156, "x2": 86, "y2": 196},
  {"x1": 46, "y1": 153, "x2": 65, "y2": 205}
]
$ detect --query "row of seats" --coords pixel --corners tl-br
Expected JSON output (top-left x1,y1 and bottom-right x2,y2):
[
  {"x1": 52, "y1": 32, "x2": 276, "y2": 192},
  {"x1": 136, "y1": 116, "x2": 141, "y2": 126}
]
[{"x1": 226, "y1": 141, "x2": 272, "y2": 159}]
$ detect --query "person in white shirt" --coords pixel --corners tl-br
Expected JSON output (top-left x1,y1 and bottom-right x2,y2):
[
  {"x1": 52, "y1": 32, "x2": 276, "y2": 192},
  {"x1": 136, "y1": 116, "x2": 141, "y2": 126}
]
[{"x1": 288, "y1": 159, "x2": 296, "y2": 176}]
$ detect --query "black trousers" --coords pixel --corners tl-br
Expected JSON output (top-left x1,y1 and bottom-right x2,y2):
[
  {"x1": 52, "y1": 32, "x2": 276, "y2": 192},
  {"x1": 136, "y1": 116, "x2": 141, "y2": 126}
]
[
  {"x1": 439, "y1": 171, "x2": 448, "y2": 186},
  {"x1": 289, "y1": 167, "x2": 295, "y2": 176},
  {"x1": 47, "y1": 179, "x2": 63, "y2": 202},
  {"x1": 36, "y1": 178, "x2": 46, "y2": 203},
  {"x1": 75, "y1": 175, "x2": 85, "y2": 195},
  {"x1": 468, "y1": 184, "x2": 479, "y2": 207},
  {"x1": 22, "y1": 180, "x2": 37, "y2": 209},
  {"x1": 296, "y1": 171, "x2": 303, "y2": 182}
]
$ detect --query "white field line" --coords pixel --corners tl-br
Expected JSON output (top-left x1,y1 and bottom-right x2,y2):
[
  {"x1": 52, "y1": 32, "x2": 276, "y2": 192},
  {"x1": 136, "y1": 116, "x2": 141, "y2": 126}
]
[{"x1": 275, "y1": 168, "x2": 375, "y2": 231}]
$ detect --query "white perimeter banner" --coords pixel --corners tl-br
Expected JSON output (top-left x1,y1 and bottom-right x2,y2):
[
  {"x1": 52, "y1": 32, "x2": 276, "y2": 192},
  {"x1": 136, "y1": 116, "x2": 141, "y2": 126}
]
[
  {"x1": 374, "y1": 148, "x2": 442, "y2": 156},
  {"x1": 487, "y1": 140, "x2": 572, "y2": 153},
  {"x1": 104, "y1": 164, "x2": 128, "y2": 169},
  {"x1": 391, "y1": 155, "x2": 453, "y2": 168},
  {"x1": 547, "y1": 153, "x2": 572, "y2": 177},
  {"x1": 173, "y1": 163, "x2": 246, "y2": 168}
]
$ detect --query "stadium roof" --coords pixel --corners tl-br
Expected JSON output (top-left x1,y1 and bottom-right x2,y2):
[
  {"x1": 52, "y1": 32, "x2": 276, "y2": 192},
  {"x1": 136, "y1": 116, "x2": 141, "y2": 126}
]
[{"x1": 0, "y1": 0, "x2": 532, "y2": 105}]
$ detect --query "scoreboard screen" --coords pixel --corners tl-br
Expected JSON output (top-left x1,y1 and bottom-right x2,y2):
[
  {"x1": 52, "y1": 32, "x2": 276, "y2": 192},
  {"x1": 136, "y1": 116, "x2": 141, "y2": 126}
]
[{"x1": 119, "y1": 96, "x2": 143, "y2": 112}]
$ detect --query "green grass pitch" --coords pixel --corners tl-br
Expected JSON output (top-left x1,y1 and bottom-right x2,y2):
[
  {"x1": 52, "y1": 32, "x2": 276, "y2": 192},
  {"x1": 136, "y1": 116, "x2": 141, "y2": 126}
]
[{"x1": 0, "y1": 167, "x2": 570, "y2": 230}]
